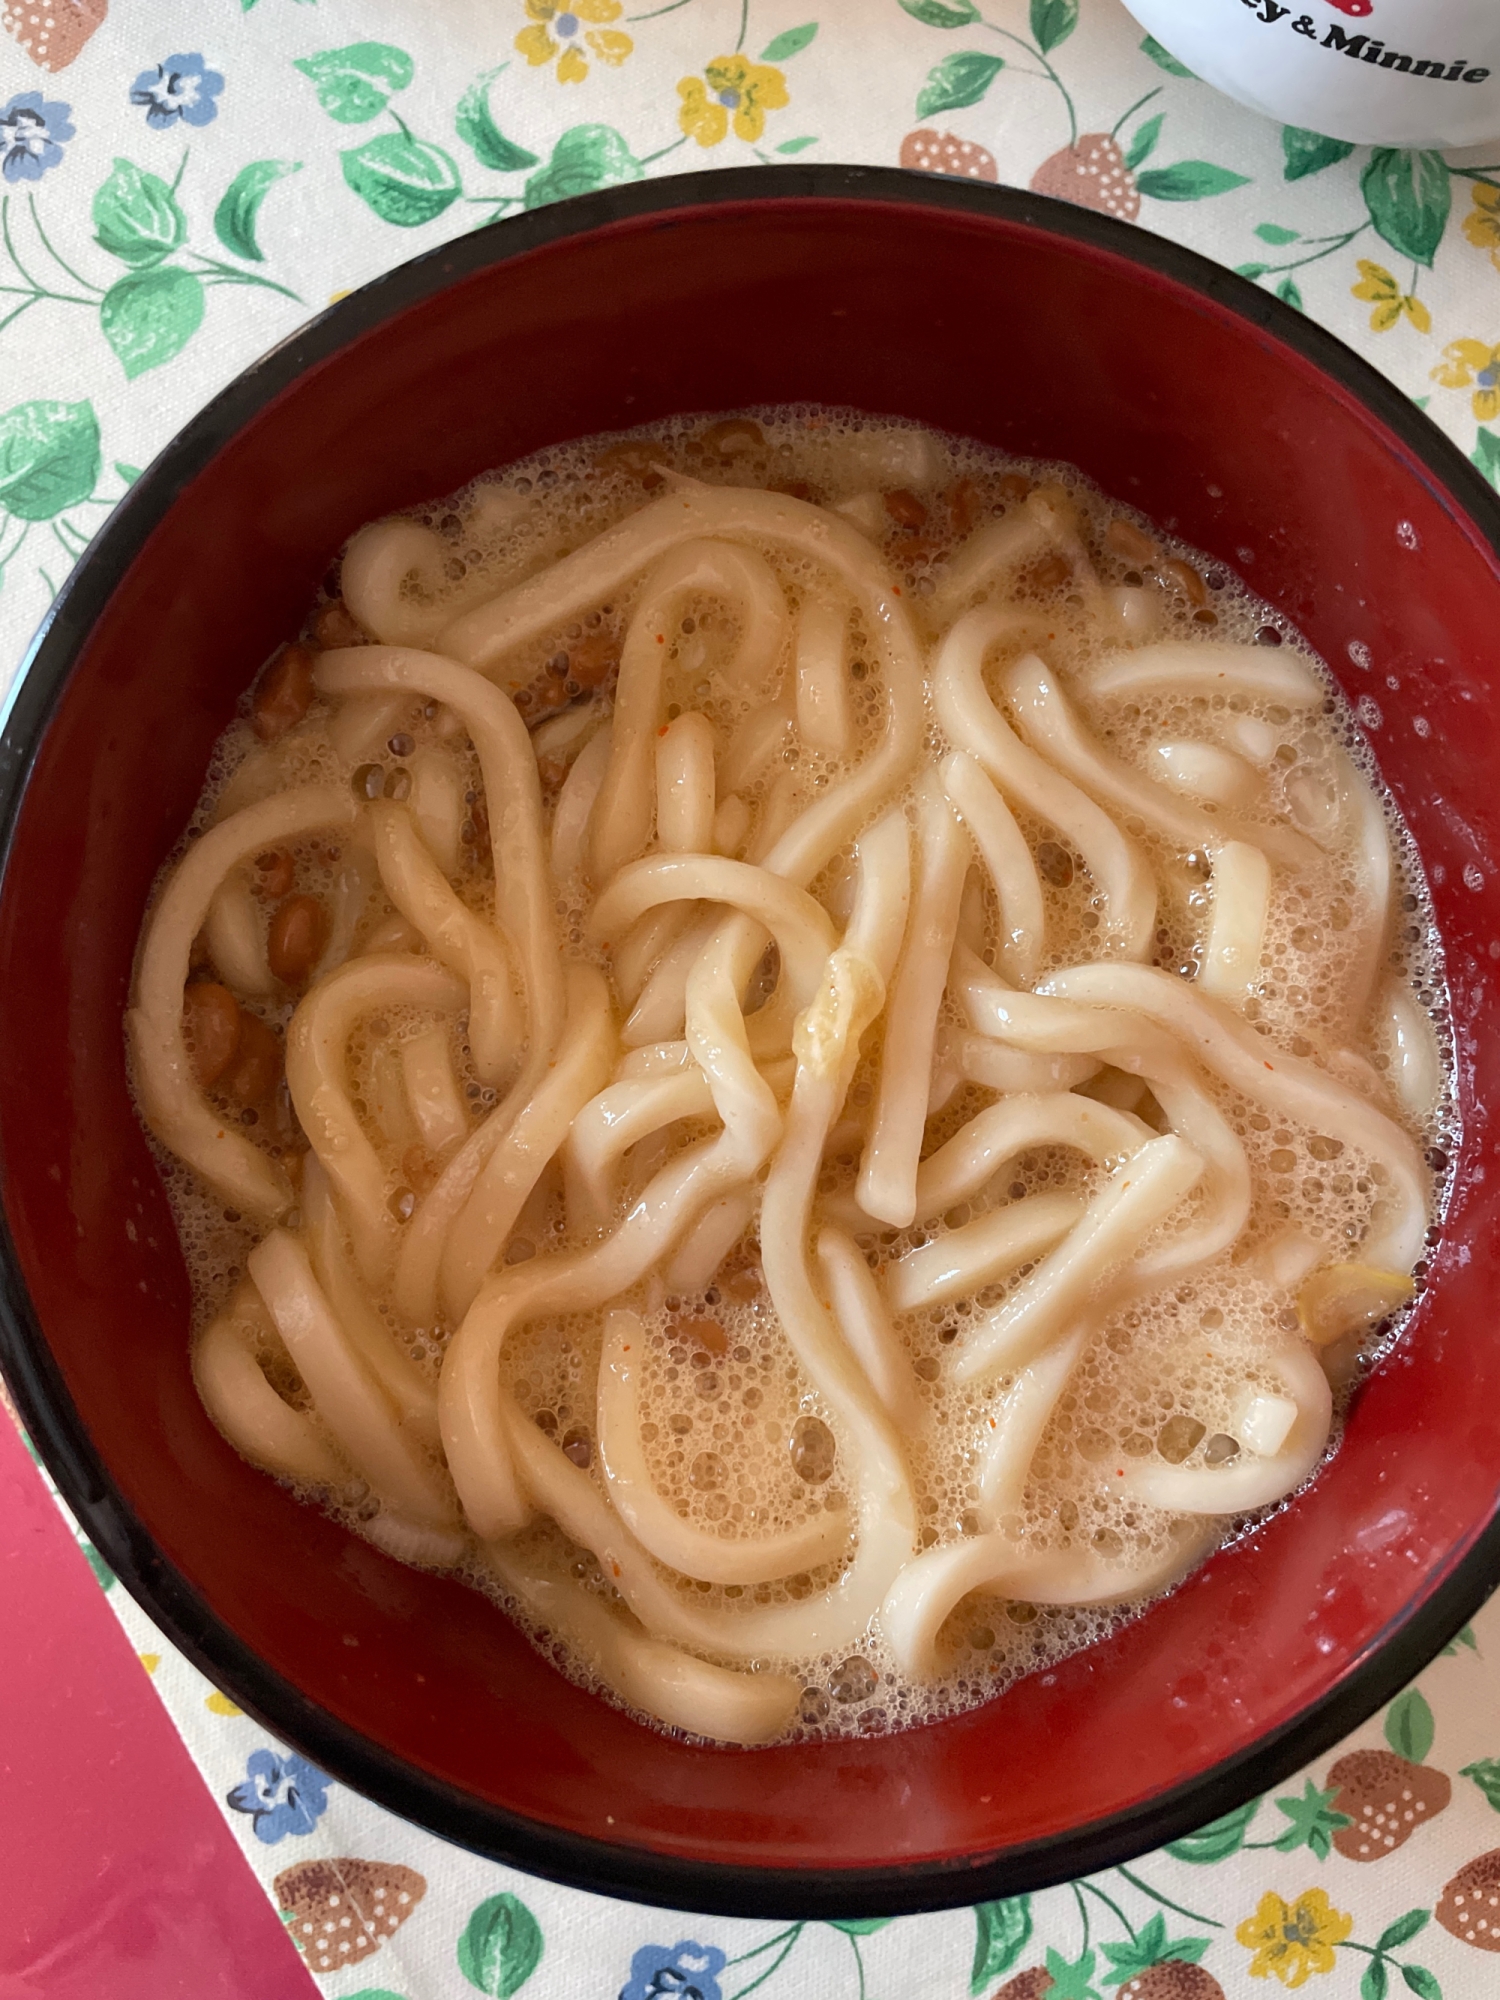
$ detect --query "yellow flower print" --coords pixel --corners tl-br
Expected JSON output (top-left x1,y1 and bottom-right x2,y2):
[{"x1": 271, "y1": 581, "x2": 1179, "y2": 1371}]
[
  {"x1": 677, "y1": 55, "x2": 789, "y2": 147},
  {"x1": 1463, "y1": 181, "x2": 1500, "y2": 269},
  {"x1": 1352, "y1": 260, "x2": 1431, "y2": 334},
  {"x1": 1432, "y1": 337, "x2": 1500, "y2": 423},
  {"x1": 1237, "y1": 1888, "x2": 1353, "y2": 1988},
  {"x1": 516, "y1": 0, "x2": 632, "y2": 85}
]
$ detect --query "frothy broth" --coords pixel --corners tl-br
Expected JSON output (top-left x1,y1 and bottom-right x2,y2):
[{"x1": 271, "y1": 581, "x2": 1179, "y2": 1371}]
[{"x1": 130, "y1": 410, "x2": 1453, "y2": 1746}]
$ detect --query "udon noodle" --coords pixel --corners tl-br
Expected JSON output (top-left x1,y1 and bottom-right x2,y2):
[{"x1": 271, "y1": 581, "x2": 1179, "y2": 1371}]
[{"x1": 130, "y1": 411, "x2": 1451, "y2": 1747}]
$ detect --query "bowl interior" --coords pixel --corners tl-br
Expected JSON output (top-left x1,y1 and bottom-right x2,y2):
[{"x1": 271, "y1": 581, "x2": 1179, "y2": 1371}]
[{"x1": 4, "y1": 175, "x2": 1500, "y2": 1913}]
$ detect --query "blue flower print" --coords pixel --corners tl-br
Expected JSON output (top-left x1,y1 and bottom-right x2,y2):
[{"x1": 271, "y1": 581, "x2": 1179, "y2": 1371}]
[
  {"x1": 129, "y1": 53, "x2": 224, "y2": 130},
  {"x1": 226, "y1": 1749, "x2": 331, "y2": 1844},
  {"x1": 0, "y1": 92, "x2": 74, "y2": 183},
  {"x1": 620, "y1": 1940, "x2": 727, "y2": 2000}
]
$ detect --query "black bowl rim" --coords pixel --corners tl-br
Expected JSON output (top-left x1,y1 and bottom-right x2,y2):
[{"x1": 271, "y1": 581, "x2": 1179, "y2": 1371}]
[{"x1": 0, "y1": 163, "x2": 1496, "y2": 1921}]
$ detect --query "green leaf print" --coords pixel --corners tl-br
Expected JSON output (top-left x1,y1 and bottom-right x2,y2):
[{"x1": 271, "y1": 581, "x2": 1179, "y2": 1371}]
[
  {"x1": 1282, "y1": 126, "x2": 1356, "y2": 181},
  {"x1": 1030, "y1": 0, "x2": 1079, "y2": 55},
  {"x1": 1376, "y1": 1911, "x2": 1430, "y2": 1952},
  {"x1": 0, "y1": 401, "x2": 100, "y2": 521},
  {"x1": 828, "y1": 1918, "x2": 891, "y2": 1934},
  {"x1": 213, "y1": 160, "x2": 301, "y2": 261},
  {"x1": 1255, "y1": 223, "x2": 1299, "y2": 244},
  {"x1": 1045, "y1": 1945, "x2": 1103, "y2": 2000},
  {"x1": 1400, "y1": 1968, "x2": 1442, "y2": 1999},
  {"x1": 1474, "y1": 429, "x2": 1500, "y2": 489},
  {"x1": 341, "y1": 134, "x2": 463, "y2": 227},
  {"x1": 916, "y1": 51, "x2": 1004, "y2": 118},
  {"x1": 93, "y1": 159, "x2": 186, "y2": 269},
  {"x1": 1125, "y1": 114, "x2": 1163, "y2": 171},
  {"x1": 295, "y1": 42, "x2": 415, "y2": 123},
  {"x1": 776, "y1": 136, "x2": 819, "y2": 154},
  {"x1": 1362, "y1": 150, "x2": 1451, "y2": 269},
  {"x1": 1459, "y1": 1754, "x2": 1500, "y2": 1807},
  {"x1": 1385, "y1": 1685, "x2": 1436, "y2": 1762},
  {"x1": 100, "y1": 268, "x2": 205, "y2": 379},
  {"x1": 971, "y1": 1896, "x2": 1032, "y2": 1994},
  {"x1": 1277, "y1": 276, "x2": 1304, "y2": 310},
  {"x1": 523, "y1": 127, "x2": 643, "y2": 210},
  {"x1": 1100, "y1": 1913, "x2": 1209, "y2": 1983},
  {"x1": 899, "y1": 0, "x2": 981, "y2": 27},
  {"x1": 1441, "y1": 1623, "x2": 1478, "y2": 1656},
  {"x1": 1363, "y1": 1960, "x2": 1390, "y2": 2000},
  {"x1": 1165, "y1": 1796, "x2": 1260, "y2": 1862},
  {"x1": 1135, "y1": 162, "x2": 1250, "y2": 202},
  {"x1": 455, "y1": 68, "x2": 539, "y2": 172},
  {"x1": 1141, "y1": 33, "x2": 1195, "y2": 78},
  {"x1": 761, "y1": 23, "x2": 818, "y2": 61},
  {"x1": 457, "y1": 1892, "x2": 543, "y2": 1998},
  {"x1": 114, "y1": 462, "x2": 143, "y2": 485},
  {"x1": 1270, "y1": 1779, "x2": 1351, "y2": 1860}
]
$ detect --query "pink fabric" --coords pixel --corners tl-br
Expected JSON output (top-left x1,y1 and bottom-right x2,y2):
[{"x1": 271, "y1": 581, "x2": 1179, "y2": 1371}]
[{"x1": 0, "y1": 1412, "x2": 316, "y2": 2000}]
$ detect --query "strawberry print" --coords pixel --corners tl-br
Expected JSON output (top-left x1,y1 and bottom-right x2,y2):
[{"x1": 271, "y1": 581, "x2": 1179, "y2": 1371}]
[
  {"x1": 0, "y1": 0, "x2": 105, "y2": 71},
  {"x1": 1119, "y1": 1966, "x2": 1225, "y2": 2000},
  {"x1": 994, "y1": 1971, "x2": 1055, "y2": 2000},
  {"x1": 1438, "y1": 1848, "x2": 1500, "y2": 1951},
  {"x1": 1322, "y1": 0, "x2": 1374, "y2": 14},
  {"x1": 1327, "y1": 1748, "x2": 1451, "y2": 1860},
  {"x1": 1030, "y1": 134, "x2": 1140, "y2": 220},
  {"x1": 274, "y1": 1858, "x2": 426, "y2": 1976},
  {"x1": 899, "y1": 129, "x2": 997, "y2": 183}
]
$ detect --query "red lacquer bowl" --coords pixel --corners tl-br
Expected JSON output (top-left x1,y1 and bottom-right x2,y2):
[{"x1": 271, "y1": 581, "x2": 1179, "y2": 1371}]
[{"x1": 2, "y1": 169, "x2": 1498, "y2": 1918}]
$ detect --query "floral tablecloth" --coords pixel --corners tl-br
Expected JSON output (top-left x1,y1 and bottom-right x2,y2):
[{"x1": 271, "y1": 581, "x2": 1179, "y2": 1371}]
[{"x1": 7, "y1": 2, "x2": 1500, "y2": 1996}]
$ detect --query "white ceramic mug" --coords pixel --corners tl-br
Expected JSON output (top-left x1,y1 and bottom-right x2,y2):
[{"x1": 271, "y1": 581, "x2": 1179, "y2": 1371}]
[{"x1": 1120, "y1": 0, "x2": 1500, "y2": 147}]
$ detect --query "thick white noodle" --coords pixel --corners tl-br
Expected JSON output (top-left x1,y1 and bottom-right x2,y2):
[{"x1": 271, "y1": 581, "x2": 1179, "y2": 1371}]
[
  {"x1": 592, "y1": 540, "x2": 785, "y2": 881},
  {"x1": 907, "y1": 1092, "x2": 1154, "y2": 1224},
  {"x1": 193, "y1": 1286, "x2": 346, "y2": 1485},
  {"x1": 940, "y1": 750, "x2": 1046, "y2": 985},
  {"x1": 939, "y1": 1027, "x2": 1100, "y2": 1097},
  {"x1": 340, "y1": 519, "x2": 450, "y2": 647},
  {"x1": 1119, "y1": 1342, "x2": 1333, "y2": 1513},
  {"x1": 247, "y1": 1229, "x2": 457, "y2": 1528},
  {"x1": 932, "y1": 608, "x2": 1157, "y2": 959},
  {"x1": 1002, "y1": 653, "x2": 1320, "y2": 874},
  {"x1": 928, "y1": 487, "x2": 1068, "y2": 622},
  {"x1": 1089, "y1": 641, "x2": 1327, "y2": 707},
  {"x1": 440, "y1": 919, "x2": 783, "y2": 1537},
  {"x1": 314, "y1": 836, "x2": 377, "y2": 980},
  {"x1": 795, "y1": 596, "x2": 853, "y2": 756},
  {"x1": 1200, "y1": 840, "x2": 1271, "y2": 1005},
  {"x1": 204, "y1": 875, "x2": 274, "y2": 995},
  {"x1": 441, "y1": 963, "x2": 616, "y2": 1319},
  {"x1": 885, "y1": 1191, "x2": 1087, "y2": 1314},
  {"x1": 409, "y1": 746, "x2": 465, "y2": 877},
  {"x1": 439, "y1": 481, "x2": 928, "y2": 893},
  {"x1": 563, "y1": 1068, "x2": 716, "y2": 1237},
  {"x1": 1152, "y1": 739, "x2": 1261, "y2": 809},
  {"x1": 720, "y1": 701, "x2": 791, "y2": 795},
  {"x1": 654, "y1": 711, "x2": 718, "y2": 855},
  {"x1": 590, "y1": 853, "x2": 836, "y2": 1055},
  {"x1": 857, "y1": 781, "x2": 967, "y2": 1228},
  {"x1": 595, "y1": 1309, "x2": 849, "y2": 1583},
  {"x1": 1376, "y1": 975, "x2": 1441, "y2": 1120},
  {"x1": 129, "y1": 783, "x2": 357, "y2": 1219},
  {"x1": 664, "y1": 1188, "x2": 755, "y2": 1292},
  {"x1": 815, "y1": 1227, "x2": 923, "y2": 1432},
  {"x1": 369, "y1": 800, "x2": 519, "y2": 1084},
  {"x1": 1037, "y1": 964, "x2": 1428, "y2": 1271},
  {"x1": 313, "y1": 647, "x2": 563, "y2": 1081},
  {"x1": 881, "y1": 1518, "x2": 1211, "y2": 1678},
  {"x1": 1334, "y1": 748, "x2": 1393, "y2": 1039},
  {"x1": 484, "y1": 1541, "x2": 801, "y2": 1745},
  {"x1": 400, "y1": 1025, "x2": 468, "y2": 1153},
  {"x1": 285, "y1": 954, "x2": 465, "y2": 1281},
  {"x1": 621, "y1": 911, "x2": 720, "y2": 1049},
  {"x1": 302, "y1": 1155, "x2": 440, "y2": 1449},
  {"x1": 949, "y1": 1134, "x2": 1207, "y2": 1386},
  {"x1": 975, "y1": 1320, "x2": 1090, "y2": 1529},
  {"x1": 550, "y1": 723, "x2": 613, "y2": 884}
]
